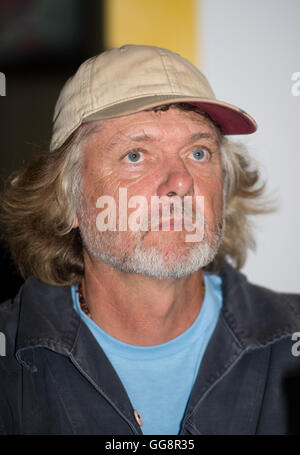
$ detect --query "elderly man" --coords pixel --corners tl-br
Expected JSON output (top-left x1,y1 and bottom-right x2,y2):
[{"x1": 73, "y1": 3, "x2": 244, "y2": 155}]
[{"x1": 0, "y1": 45, "x2": 300, "y2": 436}]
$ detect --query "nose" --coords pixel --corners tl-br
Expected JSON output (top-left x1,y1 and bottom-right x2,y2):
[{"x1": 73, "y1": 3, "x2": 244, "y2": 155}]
[{"x1": 156, "y1": 159, "x2": 194, "y2": 198}]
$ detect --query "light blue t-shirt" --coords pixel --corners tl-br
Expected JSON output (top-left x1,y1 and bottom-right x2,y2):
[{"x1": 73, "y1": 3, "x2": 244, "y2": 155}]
[{"x1": 71, "y1": 273, "x2": 222, "y2": 435}]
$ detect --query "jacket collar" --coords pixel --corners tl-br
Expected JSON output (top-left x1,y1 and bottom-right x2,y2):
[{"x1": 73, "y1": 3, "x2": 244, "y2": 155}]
[
  {"x1": 219, "y1": 261, "x2": 300, "y2": 349},
  {"x1": 181, "y1": 263, "x2": 300, "y2": 434},
  {"x1": 15, "y1": 276, "x2": 80, "y2": 357},
  {"x1": 15, "y1": 261, "x2": 300, "y2": 357},
  {"x1": 15, "y1": 276, "x2": 144, "y2": 434}
]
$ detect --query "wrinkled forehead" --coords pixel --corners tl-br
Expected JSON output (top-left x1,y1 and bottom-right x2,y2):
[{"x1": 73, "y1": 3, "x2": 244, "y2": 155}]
[{"x1": 82, "y1": 107, "x2": 222, "y2": 149}]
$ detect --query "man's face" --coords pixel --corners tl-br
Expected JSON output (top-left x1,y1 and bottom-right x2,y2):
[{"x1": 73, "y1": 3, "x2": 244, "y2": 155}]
[{"x1": 76, "y1": 107, "x2": 224, "y2": 279}]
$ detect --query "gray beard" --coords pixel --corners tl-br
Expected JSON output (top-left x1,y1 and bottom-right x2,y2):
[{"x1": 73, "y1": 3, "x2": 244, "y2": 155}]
[
  {"x1": 77, "y1": 199, "x2": 225, "y2": 280},
  {"x1": 98, "y1": 237, "x2": 223, "y2": 279}
]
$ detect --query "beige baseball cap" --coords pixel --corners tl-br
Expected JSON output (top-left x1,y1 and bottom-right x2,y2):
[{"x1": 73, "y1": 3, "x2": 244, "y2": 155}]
[{"x1": 50, "y1": 44, "x2": 257, "y2": 150}]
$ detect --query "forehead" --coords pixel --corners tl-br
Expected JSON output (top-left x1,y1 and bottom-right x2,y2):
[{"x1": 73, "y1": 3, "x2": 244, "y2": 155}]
[{"x1": 85, "y1": 107, "x2": 221, "y2": 147}]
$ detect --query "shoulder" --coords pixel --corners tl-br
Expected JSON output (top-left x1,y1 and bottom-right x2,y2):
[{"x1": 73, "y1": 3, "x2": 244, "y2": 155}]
[
  {"x1": 218, "y1": 262, "x2": 300, "y2": 348},
  {"x1": 0, "y1": 289, "x2": 24, "y2": 434},
  {"x1": 0, "y1": 276, "x2": 53, "y2": 368}
]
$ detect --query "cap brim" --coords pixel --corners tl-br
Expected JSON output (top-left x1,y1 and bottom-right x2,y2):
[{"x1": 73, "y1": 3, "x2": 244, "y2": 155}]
[{"x1": 84, "y1": 95, "x2": 257, "y2": 135}]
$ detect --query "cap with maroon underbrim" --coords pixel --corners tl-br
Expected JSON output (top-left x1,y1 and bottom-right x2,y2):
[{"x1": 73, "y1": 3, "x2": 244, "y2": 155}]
[{"x1": 50, "y1": 45, "x2": 257, "y2": 151}]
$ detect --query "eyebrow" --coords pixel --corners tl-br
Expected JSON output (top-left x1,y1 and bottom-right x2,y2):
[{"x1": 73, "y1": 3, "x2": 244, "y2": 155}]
[
  {"x1": 188, "y1": 132, "x2": 219, "y2": 144},
  {"x1": 187, "y1": 132, "x2": 222, "y2": 149}
]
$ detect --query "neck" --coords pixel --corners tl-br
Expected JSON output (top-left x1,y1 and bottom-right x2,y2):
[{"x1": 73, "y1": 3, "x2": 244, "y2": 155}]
[{"x1": 80, "y1": 250, "x2": 205, "y2": 346}]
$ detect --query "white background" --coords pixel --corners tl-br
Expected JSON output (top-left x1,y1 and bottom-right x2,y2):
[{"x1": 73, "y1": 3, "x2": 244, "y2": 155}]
[{"x1": 198, "y1": 0, "x2": 300, "y2": 292}]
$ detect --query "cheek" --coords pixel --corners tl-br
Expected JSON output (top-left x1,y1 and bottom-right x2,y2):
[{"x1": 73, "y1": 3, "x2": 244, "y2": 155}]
[
  {"x1": 81, "y1": 173, "x2": 154, "y2": 232},
  {"x1": 212, "y1": 182, "x2": 224, "y2": 217},
  {"x1": 195, "y1": 176, "x2": 223, "y2": 221},
  {"x1": 117, "y1": 168, "x2": 159, "y2": 202}
]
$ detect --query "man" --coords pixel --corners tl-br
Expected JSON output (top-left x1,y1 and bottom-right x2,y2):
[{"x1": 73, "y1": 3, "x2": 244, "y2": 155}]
[{"x1": 0, "y1": 45, "x2": 300, "y2": 435}]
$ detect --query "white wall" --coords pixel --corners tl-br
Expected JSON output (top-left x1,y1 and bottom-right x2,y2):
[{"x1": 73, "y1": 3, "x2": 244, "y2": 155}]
[{"x1": 199, "y1": 0, "x2": 300, "y2": 292}]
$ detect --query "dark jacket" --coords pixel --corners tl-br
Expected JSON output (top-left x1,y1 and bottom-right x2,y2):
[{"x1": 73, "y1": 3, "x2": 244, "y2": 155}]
[{"x1": 0, "y1": 262, "x2": 300, "y2": 435}]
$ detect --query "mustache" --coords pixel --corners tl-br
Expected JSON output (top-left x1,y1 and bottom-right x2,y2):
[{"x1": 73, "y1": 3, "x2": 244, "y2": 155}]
[
  {"x1": 126, "y1": 208, "x2": 201, "y2": 236},
  {"x1": 147, "y1": 208, "x2": 197, "y2": 231}
]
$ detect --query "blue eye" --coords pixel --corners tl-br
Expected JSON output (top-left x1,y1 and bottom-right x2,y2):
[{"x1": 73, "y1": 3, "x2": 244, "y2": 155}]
[
  {"x1": 125, "y1": 150, "x2": 143, "y2": 163},
  {"x1": 191, "y1": 148, "x2": 207, "y2": 161}
]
